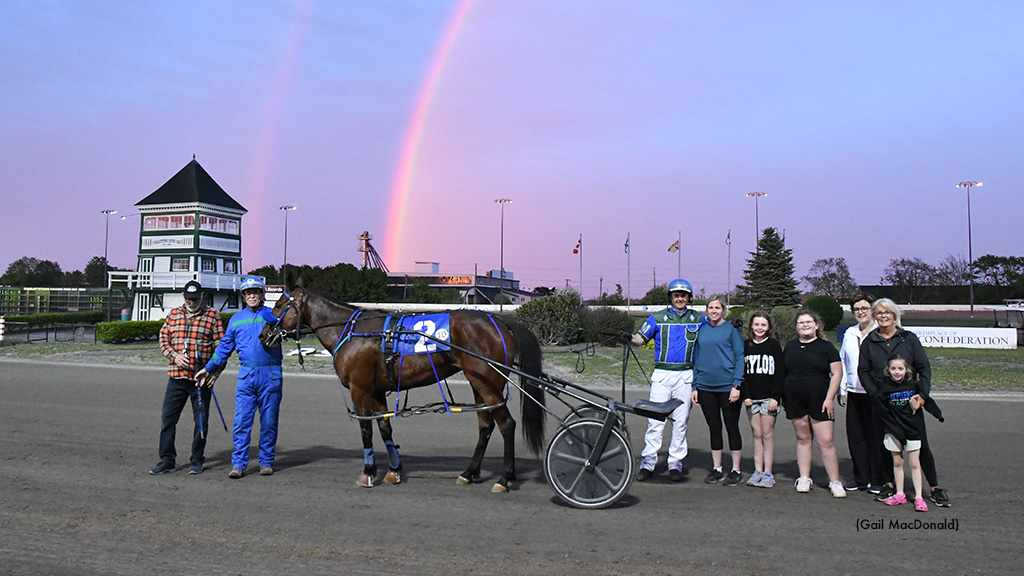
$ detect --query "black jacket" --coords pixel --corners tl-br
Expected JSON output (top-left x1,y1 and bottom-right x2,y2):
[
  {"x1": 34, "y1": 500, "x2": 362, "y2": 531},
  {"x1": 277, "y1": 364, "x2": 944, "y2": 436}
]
[{"x1": 857, "y1": 328, "x2": 932, "y2": 399}]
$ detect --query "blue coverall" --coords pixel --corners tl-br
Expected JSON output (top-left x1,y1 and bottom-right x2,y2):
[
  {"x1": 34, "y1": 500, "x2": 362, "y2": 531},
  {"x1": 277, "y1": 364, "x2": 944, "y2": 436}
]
[{"x1": 204, "y1": 306, "x2": 284, "y2": 469}]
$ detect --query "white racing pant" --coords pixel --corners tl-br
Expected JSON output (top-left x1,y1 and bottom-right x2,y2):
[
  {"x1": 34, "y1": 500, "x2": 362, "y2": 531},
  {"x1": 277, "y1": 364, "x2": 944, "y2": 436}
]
[{"x1": 640, "y1": 368, "x2": 693, "y2": 471}]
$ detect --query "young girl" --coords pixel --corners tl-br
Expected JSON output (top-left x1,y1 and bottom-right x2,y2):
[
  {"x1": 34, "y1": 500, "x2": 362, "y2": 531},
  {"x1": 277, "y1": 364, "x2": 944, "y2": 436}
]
[
  {"x1": 742, "y1": 312, "x2": 785, "y2": 488},
  {"x1": 879, "y1": 353, "x2": 928, "y2": 512}
]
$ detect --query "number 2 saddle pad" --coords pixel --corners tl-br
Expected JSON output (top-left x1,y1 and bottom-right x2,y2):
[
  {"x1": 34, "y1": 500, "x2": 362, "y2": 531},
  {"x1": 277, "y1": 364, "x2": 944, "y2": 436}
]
[{"x1": 383, "y1": 313, "x2": 452, "y2": 355}]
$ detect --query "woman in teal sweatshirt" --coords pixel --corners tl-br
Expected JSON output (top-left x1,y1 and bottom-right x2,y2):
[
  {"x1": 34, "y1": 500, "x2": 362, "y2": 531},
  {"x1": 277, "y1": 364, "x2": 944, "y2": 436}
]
[{"x1": 691, "y1": 298, "x2": 746, "y2": 485}]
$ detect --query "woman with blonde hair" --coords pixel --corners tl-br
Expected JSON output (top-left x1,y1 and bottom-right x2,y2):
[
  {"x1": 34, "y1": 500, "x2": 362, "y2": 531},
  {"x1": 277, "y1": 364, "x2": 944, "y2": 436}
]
[
  {"x1": 692, "y1": 298, "x2": 746, "y2": 485},
  {"x1": 857, "y1": 298, "x2": 951, "y2": 507}
]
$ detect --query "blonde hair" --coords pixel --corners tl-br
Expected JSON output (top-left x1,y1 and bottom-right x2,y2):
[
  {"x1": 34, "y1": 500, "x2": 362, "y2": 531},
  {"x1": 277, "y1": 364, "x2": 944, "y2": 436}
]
[
  {"x1": 872, "y1": 298, "x2": 903, "y2": 330},
  {"x1": 706, "y1": 298, "x2": 727, "y2": 317}
]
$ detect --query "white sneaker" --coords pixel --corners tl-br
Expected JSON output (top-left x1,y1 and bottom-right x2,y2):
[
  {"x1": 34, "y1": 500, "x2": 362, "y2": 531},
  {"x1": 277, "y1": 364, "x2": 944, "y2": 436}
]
[
  {"x1": 829, "y1": 480, "x2": 847, "y2": 498},
  {"x1": 795, "y1": 476, "x2": 812, "y2": 493}
]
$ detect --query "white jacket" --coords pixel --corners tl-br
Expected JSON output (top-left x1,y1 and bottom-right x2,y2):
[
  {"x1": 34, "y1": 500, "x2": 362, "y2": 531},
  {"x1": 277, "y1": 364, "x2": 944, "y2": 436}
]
[{"x1": 839, "y1": 322, "x2": 877, "y2": 395}]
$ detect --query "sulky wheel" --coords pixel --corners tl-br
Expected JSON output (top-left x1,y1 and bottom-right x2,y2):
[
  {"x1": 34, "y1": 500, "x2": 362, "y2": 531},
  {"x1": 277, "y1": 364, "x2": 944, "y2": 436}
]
[
  {"x1": 564, "y1": 405, "x2": 631, "y2": 444},
  {"x1": 544, "y1": 419, "x2": 634, "y2": 509}
]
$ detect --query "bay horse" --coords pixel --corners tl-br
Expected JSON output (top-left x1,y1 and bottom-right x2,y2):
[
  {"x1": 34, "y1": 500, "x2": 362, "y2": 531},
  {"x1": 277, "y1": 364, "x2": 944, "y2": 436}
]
[{"x1": 260, "y1": 278, "x2": 546, "y2": 493}]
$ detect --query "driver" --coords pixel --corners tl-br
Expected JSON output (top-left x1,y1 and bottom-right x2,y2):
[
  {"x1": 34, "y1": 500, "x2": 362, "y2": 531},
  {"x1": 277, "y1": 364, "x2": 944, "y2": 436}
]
[
  {"x1": 631, "y1": 278, "x2": 703, "y2": 482},
  {"x1": 196, "y1": 276, "x2": 284, "y2": 479}
]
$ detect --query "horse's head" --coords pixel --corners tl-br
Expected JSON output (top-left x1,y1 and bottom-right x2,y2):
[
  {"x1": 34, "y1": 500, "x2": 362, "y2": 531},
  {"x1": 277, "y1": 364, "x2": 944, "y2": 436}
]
[{"x1": 259, "y1": 278, "x2": 305, "y2": 348}]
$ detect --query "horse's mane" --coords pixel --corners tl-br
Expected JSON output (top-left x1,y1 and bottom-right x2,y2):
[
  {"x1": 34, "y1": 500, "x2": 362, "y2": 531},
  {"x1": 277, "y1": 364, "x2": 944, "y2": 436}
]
[{"x1": 302, "y1": 286, "x2": 356, "y2": 309}]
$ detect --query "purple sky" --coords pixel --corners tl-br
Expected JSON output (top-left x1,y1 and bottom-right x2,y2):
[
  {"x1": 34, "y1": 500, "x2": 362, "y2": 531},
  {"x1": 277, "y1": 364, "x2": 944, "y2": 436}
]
[{"x1": 2, "y1": 1, "x2": 1022, "y2": 299}]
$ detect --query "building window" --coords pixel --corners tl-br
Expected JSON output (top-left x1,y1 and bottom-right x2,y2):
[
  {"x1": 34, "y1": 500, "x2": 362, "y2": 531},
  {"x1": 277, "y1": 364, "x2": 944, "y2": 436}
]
[
  {"x1": 171, "y1": 258, "x2": 190, "y2": 272},
  {"x1": 144, "y1": 217, "x2": 157, "y2": 231},
  {"x1": 184, "y1": 215, "x2": 195, "y2": 228},
  {"x1": 199, "y1": 215, "x2": 239, "y2": 235},
  {"x1": 226, "y1": 293, "x2": 239, "y2": 309},
  {"x1": 202, "y1": 259, "x2": 216, "y2": 272},
  {"x1": 224, "y1": 261, "x2": 236, "y2": 274}
]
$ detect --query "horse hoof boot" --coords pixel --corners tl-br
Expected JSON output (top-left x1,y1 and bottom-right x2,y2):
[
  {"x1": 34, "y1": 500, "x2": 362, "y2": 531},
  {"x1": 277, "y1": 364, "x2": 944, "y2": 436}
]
[
  {"x1": 491, "y1": 482, "x2": 508, "y2": 493},
  {"x1": 357, "y1": 473, "x2": 375, "y2": 488},
  {"x1": 384, "y1": 470, "x2": 402, "y2": 485}
]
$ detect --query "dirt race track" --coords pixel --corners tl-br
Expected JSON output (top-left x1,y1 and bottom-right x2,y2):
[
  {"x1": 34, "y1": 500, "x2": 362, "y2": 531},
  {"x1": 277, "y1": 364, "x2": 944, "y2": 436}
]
[{"x1": 1, "y1": 358, "x2": 1021, "y2": 575}]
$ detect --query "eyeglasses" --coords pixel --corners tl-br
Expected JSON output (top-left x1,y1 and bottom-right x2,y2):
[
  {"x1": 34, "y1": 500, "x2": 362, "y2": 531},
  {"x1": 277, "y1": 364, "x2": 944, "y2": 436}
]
[
  {"x1": 874, "y1": 310, "x2": 894, "y2": 318},
  {"x1": 852, "y1": 307, "x2": 871, "y2": 313}
]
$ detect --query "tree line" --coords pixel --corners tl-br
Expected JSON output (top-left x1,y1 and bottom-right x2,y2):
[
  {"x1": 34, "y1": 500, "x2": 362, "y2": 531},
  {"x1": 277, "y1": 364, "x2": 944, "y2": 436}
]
[
  {"x1": 4, "y1": 244, "x2": 1022, "y2": 306},
  {"x1": 0, "y1": 256, "x2": 118, "y2": 288}
]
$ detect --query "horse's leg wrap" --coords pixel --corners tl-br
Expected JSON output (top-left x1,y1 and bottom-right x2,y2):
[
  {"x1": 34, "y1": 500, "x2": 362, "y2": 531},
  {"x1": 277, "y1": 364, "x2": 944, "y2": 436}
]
[
  {"x1": 383, "y1": 440, "x2": 402, "y2": 484},
  {"x1": 384, "y1": 440, "x2": 401, "y2": 470},
  {"x1": 357, "y1": 421, "x2": 376, "y2": 487},
  {"x1": 492, "y1": 407, "x2": 517, "y2": 493}
]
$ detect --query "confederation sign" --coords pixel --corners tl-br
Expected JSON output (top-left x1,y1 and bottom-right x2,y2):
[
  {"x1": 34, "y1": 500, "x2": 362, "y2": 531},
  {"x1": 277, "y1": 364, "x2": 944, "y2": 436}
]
[{"x1": 904, "y1": 326, "x2": 1017, "y2": 350}]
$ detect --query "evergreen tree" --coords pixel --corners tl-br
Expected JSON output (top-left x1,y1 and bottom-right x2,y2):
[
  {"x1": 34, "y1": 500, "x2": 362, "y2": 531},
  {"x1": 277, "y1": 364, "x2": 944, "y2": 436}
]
[{"x1": 736, "y1": 227, "x2": 800, "y2": 308}]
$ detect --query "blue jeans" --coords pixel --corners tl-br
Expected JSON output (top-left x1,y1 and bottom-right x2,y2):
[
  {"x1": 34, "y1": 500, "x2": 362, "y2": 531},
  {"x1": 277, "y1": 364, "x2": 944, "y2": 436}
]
[{"x1": 158, "y1": 378, "x2": 211, "y2": 466}]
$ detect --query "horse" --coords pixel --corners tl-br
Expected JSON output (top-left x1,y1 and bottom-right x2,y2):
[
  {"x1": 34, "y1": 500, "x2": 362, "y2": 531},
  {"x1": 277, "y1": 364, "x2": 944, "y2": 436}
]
[{"x1": 260, "y1": 278, "x2": 546, "y2": 493}]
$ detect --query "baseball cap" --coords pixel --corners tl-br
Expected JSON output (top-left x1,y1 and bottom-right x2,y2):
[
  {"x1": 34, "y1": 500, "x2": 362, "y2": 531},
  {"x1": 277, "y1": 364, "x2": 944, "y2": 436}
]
[{"x1": 182, "y1": 280, "x2": 202, "y2": 299}]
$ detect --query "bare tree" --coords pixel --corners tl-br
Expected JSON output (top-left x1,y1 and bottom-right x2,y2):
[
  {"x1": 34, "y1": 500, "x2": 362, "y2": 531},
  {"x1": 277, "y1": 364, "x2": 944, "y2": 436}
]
[
  {"x1": 933, "y1": 254, "x2": 972, "y2": 286},
  {"x1": 881, "y1": 257, "x2": 936, "y2": 304},
  {"x1": 802, "y1": 257, "x2": 859, "y2": 299}
]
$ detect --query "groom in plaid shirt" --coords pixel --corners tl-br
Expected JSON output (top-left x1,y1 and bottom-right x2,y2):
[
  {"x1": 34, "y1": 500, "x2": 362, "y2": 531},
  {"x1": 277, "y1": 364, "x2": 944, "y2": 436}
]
[{"x1": 149, "y1": 280, "x2": 225, "y2": 475}]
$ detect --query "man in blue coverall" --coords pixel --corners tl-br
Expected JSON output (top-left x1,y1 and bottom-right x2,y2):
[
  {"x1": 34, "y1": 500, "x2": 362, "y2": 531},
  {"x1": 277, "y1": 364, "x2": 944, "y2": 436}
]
[{"x1": 196, "y1": 276, "x2": 283, "y2": 479}]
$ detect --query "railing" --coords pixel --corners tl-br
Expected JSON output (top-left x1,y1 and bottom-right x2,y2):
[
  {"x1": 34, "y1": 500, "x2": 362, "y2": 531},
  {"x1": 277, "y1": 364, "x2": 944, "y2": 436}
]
[
  {"x1": 0, "y1": 321, "x2": 94, "y2": 344},
  {"x1": 108, "y1": 271, "x2": 252, "y2": 292}
]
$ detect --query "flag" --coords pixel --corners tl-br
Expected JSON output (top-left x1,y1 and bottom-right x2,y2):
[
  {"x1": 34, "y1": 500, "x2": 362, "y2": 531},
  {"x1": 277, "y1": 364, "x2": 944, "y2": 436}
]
[
  {"x1": 573, "y1": 236, "x2": 581, "y2": 254},
  {"x1": 624, "y1": 234, "x2": 630, "y2": 254},
  {"x1": 725, "y1": 230, "x2": 731, "y2": 245},
  {"x1": 667, "y1": 240, "x2": 680, "y2": 253}
]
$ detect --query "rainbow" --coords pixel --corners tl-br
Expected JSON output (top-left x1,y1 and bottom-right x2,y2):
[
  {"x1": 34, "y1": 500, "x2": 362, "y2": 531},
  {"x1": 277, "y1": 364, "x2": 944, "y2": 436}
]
[{"x1": 382, "y1": 0, "x2": 477, "y2": 269}]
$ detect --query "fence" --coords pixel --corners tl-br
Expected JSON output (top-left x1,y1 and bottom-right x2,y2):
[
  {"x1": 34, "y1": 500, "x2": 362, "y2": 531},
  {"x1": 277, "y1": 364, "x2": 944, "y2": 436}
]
[
  {"x1": 0, "y1": 287, "x2": 130, "y2": 317},
  {"x1": 0, "y1": 320, "x2": 95, "y2": 345}
]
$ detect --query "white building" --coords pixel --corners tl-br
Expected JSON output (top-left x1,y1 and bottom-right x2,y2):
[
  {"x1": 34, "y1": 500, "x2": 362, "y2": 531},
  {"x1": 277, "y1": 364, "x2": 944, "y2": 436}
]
[{"x1": 109, "y1": 158, "x2": 253, "y2": 321}]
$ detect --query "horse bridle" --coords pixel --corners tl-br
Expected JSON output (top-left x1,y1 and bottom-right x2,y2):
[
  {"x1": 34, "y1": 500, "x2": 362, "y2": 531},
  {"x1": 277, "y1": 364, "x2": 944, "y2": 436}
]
[{"x1": 266, "y1": 289, "x2": 303, "y2": 343}]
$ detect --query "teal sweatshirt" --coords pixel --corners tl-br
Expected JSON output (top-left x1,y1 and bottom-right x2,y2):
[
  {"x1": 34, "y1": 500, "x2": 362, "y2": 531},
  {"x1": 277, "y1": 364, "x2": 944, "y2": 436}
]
[{"x1": 693, "y1": 321, "x2": 745, "y2": 392}]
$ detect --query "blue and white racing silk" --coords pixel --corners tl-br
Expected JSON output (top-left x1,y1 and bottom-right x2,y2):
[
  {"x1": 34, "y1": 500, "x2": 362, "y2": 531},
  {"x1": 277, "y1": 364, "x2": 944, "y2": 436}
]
[{"x1": 638, "y1": 307, "x2": 703, "y2": 371}]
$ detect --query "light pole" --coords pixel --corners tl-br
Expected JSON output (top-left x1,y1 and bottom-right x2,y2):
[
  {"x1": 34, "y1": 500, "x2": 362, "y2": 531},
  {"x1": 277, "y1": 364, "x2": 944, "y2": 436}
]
[
  {"x1": 955, "y1": 181, "x2": 982, "y2": 317},
  {"x1": 494, "y1": 198, "x2": 511, "y2": 311},
  {"x1": 279, "y1": 205, "x2": 297, "y2": 284},
  {"x1": 101, "y1": 209, "x2": 117, "y2": 321},
  {"x1": 745, "y1": 191, "x2": 767, "y2": 249}
]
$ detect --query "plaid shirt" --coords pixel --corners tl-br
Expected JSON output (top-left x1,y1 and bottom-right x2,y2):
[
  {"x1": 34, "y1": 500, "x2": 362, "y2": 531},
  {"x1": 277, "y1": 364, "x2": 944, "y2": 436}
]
[{"x1": 159, "y1": 305, "x2": 225, "y2": 380}]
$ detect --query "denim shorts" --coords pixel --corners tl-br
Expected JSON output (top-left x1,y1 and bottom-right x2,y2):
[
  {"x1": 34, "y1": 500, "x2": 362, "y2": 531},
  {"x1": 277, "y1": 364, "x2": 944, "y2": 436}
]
[{"x1": 747, "y1": 398, "x2": 779, "y2": 417}]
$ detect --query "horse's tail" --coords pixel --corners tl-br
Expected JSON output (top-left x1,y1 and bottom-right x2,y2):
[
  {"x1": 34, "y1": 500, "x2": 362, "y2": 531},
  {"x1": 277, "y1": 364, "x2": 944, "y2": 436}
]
[{"x1": 507, "y1": 319, "x2": 546, "y2": 455}]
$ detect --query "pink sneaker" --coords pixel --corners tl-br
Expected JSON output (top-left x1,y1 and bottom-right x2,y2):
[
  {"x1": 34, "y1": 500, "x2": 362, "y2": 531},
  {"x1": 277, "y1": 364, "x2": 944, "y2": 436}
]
[
  {"x1": 884, "y1": 493, "x2": 907, "y2": 506},
  {"x1": 914, "y1": 497, "x2": 928, "y2": 512}
]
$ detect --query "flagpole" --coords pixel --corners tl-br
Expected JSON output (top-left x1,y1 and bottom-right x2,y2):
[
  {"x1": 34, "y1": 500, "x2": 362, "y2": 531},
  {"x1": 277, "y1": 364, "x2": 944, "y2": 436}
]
[
  {"x1": 579, "y1": 233, "x2": 583, "y2": 304},
  {"x1": 726, "y1": 229, "x2": 732, "y2": 306},
  {"x1": 625, "y1": 233, "x2": 631, "y2": 312},
  {"x1": 677, "y1": 231, "x2": 681, "y2": 277}
]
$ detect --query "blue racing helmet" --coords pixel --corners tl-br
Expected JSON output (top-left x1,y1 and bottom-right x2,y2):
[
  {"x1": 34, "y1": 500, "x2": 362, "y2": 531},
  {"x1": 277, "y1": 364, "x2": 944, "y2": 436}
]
[
  {"x1": 668, "y1": 278, "x2": 693, "y2": 295},
  {"x1": 240, "y1": 276, "x2": 266, "y2": 292}
]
